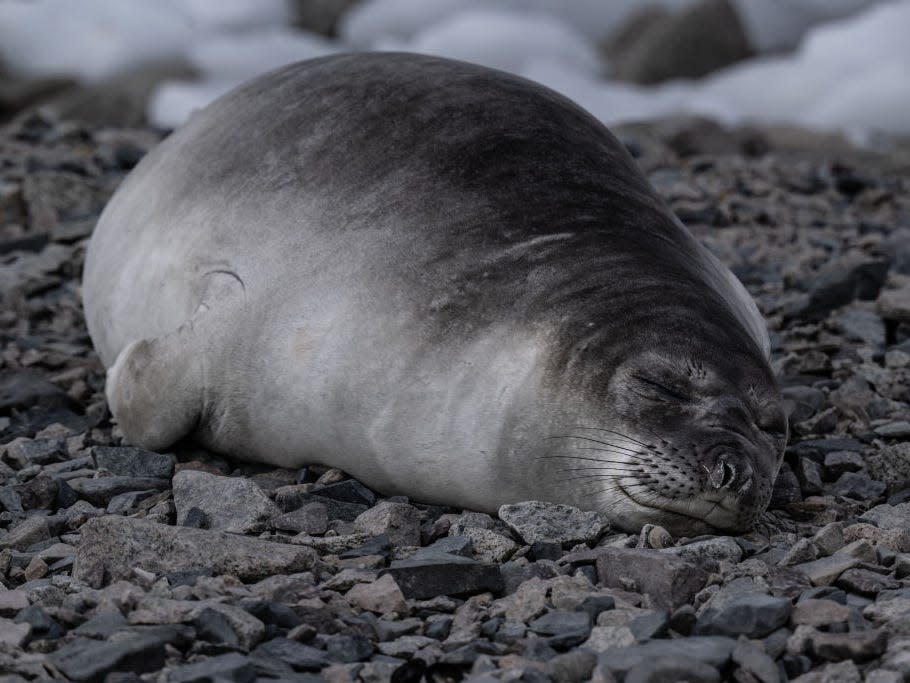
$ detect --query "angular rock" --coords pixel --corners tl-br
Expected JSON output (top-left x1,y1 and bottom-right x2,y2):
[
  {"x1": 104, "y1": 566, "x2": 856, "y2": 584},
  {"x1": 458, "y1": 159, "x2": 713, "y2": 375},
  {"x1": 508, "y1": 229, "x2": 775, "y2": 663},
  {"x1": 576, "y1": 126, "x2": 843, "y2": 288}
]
[
  {"x1": 310, "y1": 479, "x2": 376, "y2": 506},
  {"x1": 793, "y1": 555, "x2": 861, "y2": 587},
  {"x1": 792, "y1": 599, "x2": 851, "y2": 627},
  {"x1": 0, "y1": 515, "x2": 51, "y2": 550},
  {"x1": 386, "y1": 556, "x2": 503, "y2": 600},
  {"x1": 252, "y1": 637, "x2": 328, "y2": 672},
  {"x1": 596, "y1": 547, "x2": 709, "y2": 609},
  {"x1": 860, "y1": 503, "x2": 910, "y2": 531},
  {"x1": 73, "y1": 516, "x2": 316, "y2": 585},
  {"x1": 93, "y1": 446, "x2": 175, "y2": 479},
  {"x1": 836, "y1": 568, "x2": 900, "y2": 597},
  {"x1": 810, "y1": 628, "x2": 888, "y2": 662},
  {"x1": 661, "y1": 537, "x2": 742, "y2": 564},
  {"x1": 172, "y1": 470, "x2": 280, "y2": 533},
  {"x1": 830, "y1": 472, "x2": 886, "y2": 501},
  {"x1": 0, "y1": 589, "x2": 29, "y2": 616},
  {"x1": 71, "y1": 476, "x2": 169, "y2": 506},
  {"x1": 353, "y1": 501, "x2": 421, "y2": 547},
  {"x1": 167, "y1": 652, "x2": 256, "y2": 683},
  {"x1": 47, "y1": 634, "x2": 167, "y2": 682},
  {"x1": 498, "y1": 501, "x2": 608, "y2": 546},
  {"x1": 695, "y1": 594, "x2": 792, "y2": 638},
  {"x1": 597, "y1": 636, "x2": 736, "y2": 679},
  {"x1": 0, "y1": 617, "x2": 30, "y2": 648},
  {"x1": 459, "y1": 526, "x2": 518, "y2": 563},
  {"x1": 270, "y1": 502, "x2": 328, "y2": 535},
  {"x1": 345, "y1": 574, "x2": 407, "y2": 614}
]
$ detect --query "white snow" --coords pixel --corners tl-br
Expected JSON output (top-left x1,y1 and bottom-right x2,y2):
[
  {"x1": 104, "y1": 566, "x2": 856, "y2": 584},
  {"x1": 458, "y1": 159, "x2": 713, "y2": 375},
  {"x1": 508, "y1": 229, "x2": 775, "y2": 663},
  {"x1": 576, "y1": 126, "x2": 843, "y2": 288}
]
[
  {"x1": 379, "y1": 8, "x2": 603, "y2": 76},
  {"x1": 0, "y1": 0, "x2": 907, "y2": 140}
]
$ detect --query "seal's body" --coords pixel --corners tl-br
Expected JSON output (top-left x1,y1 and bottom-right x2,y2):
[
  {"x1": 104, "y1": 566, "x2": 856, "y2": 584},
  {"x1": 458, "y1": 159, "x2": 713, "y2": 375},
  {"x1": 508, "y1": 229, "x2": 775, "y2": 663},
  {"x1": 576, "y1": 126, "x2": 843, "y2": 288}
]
[{"x1": 84, "y1": 53, "x2": 786, "y2": 534}]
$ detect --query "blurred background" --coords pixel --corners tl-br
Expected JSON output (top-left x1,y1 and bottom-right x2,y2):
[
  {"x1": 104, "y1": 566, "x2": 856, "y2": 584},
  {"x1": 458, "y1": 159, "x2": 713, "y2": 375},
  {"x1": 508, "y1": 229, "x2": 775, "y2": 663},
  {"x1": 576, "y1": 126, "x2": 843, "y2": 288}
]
[{"x1": 0, "y1": 0, "x2": 908, "y2": 146}]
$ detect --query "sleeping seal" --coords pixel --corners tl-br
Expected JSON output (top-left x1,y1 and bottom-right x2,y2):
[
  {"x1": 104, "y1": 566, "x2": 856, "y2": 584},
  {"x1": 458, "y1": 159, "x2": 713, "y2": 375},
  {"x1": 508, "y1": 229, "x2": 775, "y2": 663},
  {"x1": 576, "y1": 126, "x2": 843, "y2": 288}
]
[{"x1": 83, "y1": 53, "x2": 787, "y2": 535}]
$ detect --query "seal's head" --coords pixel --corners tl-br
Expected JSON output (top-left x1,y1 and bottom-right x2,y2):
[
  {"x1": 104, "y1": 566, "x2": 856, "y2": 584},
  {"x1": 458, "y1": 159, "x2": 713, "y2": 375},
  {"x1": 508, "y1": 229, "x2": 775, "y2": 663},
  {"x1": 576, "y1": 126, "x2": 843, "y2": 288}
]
[{"x1": 544, "y1": 312, "x2": 787, "y2": 536}]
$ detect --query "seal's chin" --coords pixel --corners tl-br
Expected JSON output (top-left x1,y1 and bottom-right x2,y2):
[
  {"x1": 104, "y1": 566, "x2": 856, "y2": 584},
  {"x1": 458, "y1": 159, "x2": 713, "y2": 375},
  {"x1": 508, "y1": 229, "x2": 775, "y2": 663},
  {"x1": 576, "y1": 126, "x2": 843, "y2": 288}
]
[{"x1": 613, "y1": 482, "x2": 753, "y2": 536}]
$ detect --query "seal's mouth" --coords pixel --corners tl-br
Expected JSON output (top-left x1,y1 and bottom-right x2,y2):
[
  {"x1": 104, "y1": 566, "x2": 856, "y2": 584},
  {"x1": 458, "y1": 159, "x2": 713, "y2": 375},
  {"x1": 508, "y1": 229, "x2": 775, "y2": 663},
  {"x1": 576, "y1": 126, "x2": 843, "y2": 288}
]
[{"x1": 615, "y1": 482, "x2": 748, "y2": 536}]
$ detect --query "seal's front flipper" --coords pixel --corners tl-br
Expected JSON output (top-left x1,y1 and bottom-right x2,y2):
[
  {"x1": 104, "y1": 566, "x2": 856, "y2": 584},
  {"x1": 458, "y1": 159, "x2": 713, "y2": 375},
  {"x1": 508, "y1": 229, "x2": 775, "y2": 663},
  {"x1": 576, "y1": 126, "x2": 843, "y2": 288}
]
[
  {"x1": 106, "y1": 333, "x2": 203, "y2": 451},
  {"x1": 105, "y1": 270, "x2": 243, "y2": 451}
]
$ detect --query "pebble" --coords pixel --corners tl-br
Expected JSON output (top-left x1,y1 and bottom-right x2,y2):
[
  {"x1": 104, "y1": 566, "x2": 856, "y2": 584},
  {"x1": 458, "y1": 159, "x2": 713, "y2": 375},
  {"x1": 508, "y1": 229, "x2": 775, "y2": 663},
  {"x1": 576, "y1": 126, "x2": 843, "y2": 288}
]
[
  {"x1": 498, "y1": 501, "x2": 609, "y2": 545},
  {"x1": 73, "y1": 515, "x2": 316, "y2": 585},
  {"x1": 172, "y1": 469, "x2": 280, "y2": 533},
  {"x1": 695, "y1": 593, "x2": 792, "y2": 638},
  {"x1": 345, "y1": 574, "x2": 407, "y2": 614},
  {"x1": 353, "y1": 501, "x2": 421, "y2": 547},
  {"x1": 92, "y1": 446, "x2": 175, "y2": 479},
  {"x1": 596, "y1": 547, "x2": 709, "y2": 609}
]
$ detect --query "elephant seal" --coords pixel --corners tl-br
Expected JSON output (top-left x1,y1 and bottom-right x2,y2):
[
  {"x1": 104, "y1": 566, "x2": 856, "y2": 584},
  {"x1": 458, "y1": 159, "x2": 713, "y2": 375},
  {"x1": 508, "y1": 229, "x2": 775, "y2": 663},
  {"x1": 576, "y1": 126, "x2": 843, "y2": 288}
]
[{"x1": 83, "y1": 53, "x2": 787, "y2": 535}]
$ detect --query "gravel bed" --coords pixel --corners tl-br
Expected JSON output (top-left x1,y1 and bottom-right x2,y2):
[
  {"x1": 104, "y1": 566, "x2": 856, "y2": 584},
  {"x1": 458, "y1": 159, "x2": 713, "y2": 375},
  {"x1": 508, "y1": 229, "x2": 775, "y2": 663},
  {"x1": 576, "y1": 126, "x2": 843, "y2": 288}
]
[{"x1": 1, "y1": 112, "x2": 910, "y2": 682}]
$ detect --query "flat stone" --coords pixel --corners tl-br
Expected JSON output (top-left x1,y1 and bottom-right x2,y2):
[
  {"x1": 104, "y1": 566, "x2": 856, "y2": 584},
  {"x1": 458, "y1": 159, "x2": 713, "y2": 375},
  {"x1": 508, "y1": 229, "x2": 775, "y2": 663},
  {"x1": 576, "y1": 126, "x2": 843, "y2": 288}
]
[
  {"x1": 0, "y1": 617, "x2": 30, "y2": 648},
  {"x1": 251, "y1": 637, "x2": 328, "y2": 672},
  {"x1": 270, "y1": 503, "x2": 328, "y2": 535},
  {"x1": 458, "y1": 526, "x2": 518, "y2": 563},
  {"x1": 778, "y1": 538, "x2": 818, "y2": 566},
  {"x1": 874, "y1": 421, "x2": 910, "y2": 439},
  {"x1": 824, "y1": 451, "x2": 865, "y2": 476},
  {"x1": 0, "y1": 589, "x2": 29, "y2": 617},
  {"x1": 695, "y1": 593, "x2": 792, "y2": 638},
  {"x1": 812, "y1": 523, "x2": 845, "y2": 556},
  {"x1": 71, "y1": 476, "x2": 169, "y2": 506},
  {"x1": 623, "y1": 657, "x2": 720, "y2": 683},
  {"x1": 830, "y1": 472, "x2": 886, "y2": 501},
  {"x1": 73, "y1": 516, "x2": 316, "y2": 585},
  {"x1": 287, "y1": 492, "x2": 367, "y2": 522},
  {"x1": 173, "y1": 470, "x2": 280, "y2": 533},
  {"x1": 310, "y1": 480, "x2": 376, "y2": 507},
  {"x1": 660, "y1": 537, "x2": 742, "y2": 564},
  {"x1": 0, "y1": 515, "x2": 51, "y2": 550},
  {"x1": 792, "y1": 599, "x2": 851, "y2": 627},
  {"x1": 386, "y1": 556, "x2": 503, "y2": 600},
  {"x1": 528, "y1": 609, "x2": 592, "y2": 646},
  {"x1": 167, "y1": 652, "x2": 256, "y2": 683},
  {"x1": 338, "y1": 534, "x2": 392, "y2": 560},
  {"x1": 292, "y1": 532, "x2": 373, "y2": 554},
  {"x1": 547, "y1": 647, "x2": 597, "y2": 683},
  {"x1": 353, "y1": 501, "x2": 421, "y2": 547},
  {"x1": 835, "y1": 568, "x2": 900, "y2": 597},
  {"x1": 47, "y1": 634, "x2": 167, "y2": 681},
  {"x1": 793, "y1": 555, "x2": 861, "y2": 587},
  {"x1": 498, "y1": 501, "x2": 609, "y2": 546},
  {"x1": 345, "y1": 574, "x2": 407, "y2": 613},
  {"x1": 596, "y1": 547, "x2": 710, "y2": 609},
  {"x1": 732, "y1": 637, "x2": 779, "y2": 683},
  {"x1": 324, "y1": 633, "x2": 373, "y2": 663},
  {"x1": 809, "y1": 628, "x2": 888, "y2": 662},
  {"x1": 861, "y1": 503, "x2": 910, "y2": 531},
  {"x1": 597, "y1": 636, "x2": 736, "y2": 679},
  {"x1": 93, "y1": 446, "x2": 175, "y2": 479}
]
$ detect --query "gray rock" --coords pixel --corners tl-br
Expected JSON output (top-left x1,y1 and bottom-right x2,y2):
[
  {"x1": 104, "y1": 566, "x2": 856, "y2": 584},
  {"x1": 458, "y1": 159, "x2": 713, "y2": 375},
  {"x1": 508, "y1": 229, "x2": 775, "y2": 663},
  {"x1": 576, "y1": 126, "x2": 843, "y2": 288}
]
[
  {"x1": 0, "y1": 515, "x2": 51, "y2": 550},
  {"x1": 546, "y1": 648, "x2": 597, "y2": 683},
  {"x1": 270, "y1": 502, "x2": 328, "y2": 535},
  {"x1": 459, "y1": 526, "x2": 518, "y2": 563},
  {"x1": 48, "y1": 633, "x2": 167, "y2": 682},
  {"x1": 875, "y1": 421, "x2": 910, "y2": 439},
  {"x1": 324, "y1": 633, "x2": 373, "y2": 663},
  {"x1": 596, "y1": 547, "x2": 710, "y2": 609},
  {"x1": 793, "y1": 555, "x2": 861, "y2": 587},
  {"x1": 660, "y1": 536, "x2": 742, "y2": 564},
  {"x1": 836, "y1": 308, "x2": 886, "y2": 347},
  {"x1": 286, "y1": 492, "x2": 367, "y2": 522},
  {"x1": 803, "y1": 256, "x2": 890, "y2": 318},
  {"x1": 624, "y1": 656, "x2": 720, "y2": 683},
  {"x1": 824, "y1": 451, "x2": 865, "y2": 477},
  {"x1": 173, "y1": 470, "x2": 280, "y2": 533},
  {"x1": 597, "y1": 636, "x2": 736, "y2": 679},
  {"x1": 783, "y1": 385, "x2": 827, "y2": 423},
  {"x1": 72, "y1": 516, "x2": 316, "y2": 585},
  {"x1": 878, "y1": 277, "x2": 910, "y2": 323},
  {"x1": 71, "y1": 476, "x2": 170, "y2": 506},
  {"x1": 498, "y1": 501, "x2": 609, "y2": 546},
  {"x1": 310, "y1": 479, "x2": 376, "y2": 506},
  {"x1": 528, "y1": 610, "x2": 592, "y2": 643},
  {"x1": 732, "y1": 637, "x2": 779, "y2": 683},
  {"x1": 251, "y1": 637, "x2": 328, "y2": 672},
  {"x1": 93, "y1": 446, "x2": 175, "y2": 479},
  {"x1": 809, "y1": 628, "x2": 888, "y2": 662},
  {"x1": 695, "y1": 593, "x2": 792, "y2": 638},
  {"x1": 167, "y1": 652, "x2": 255, "y2": 683},
  {"x1": 860, "y1": 503, "x2": 910, "y2": 531},
  {"x1": 386, "y1": 556, "x2": 503, "y2": 600},
  {"x1": 353, "y1": 501, "x2": 421, "y2": 547},
  {"x1": 830, "y1": 472, "x2": 886, "y2": 501}
]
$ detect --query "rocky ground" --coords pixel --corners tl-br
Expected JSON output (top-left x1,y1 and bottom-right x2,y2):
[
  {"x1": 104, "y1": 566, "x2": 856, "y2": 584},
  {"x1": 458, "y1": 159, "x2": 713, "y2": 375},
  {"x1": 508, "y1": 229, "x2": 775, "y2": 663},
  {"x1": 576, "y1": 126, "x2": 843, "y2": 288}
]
[{"x1": 1, "y1": 111, "x2": 910, "y2": 683}]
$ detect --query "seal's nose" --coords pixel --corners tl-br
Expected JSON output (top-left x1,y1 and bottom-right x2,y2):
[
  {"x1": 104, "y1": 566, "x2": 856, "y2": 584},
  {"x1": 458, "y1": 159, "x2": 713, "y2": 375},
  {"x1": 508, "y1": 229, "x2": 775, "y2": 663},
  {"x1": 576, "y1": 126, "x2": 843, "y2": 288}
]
[{"x1": 708, "y1": 456, "x2": 753, "y2": 493}]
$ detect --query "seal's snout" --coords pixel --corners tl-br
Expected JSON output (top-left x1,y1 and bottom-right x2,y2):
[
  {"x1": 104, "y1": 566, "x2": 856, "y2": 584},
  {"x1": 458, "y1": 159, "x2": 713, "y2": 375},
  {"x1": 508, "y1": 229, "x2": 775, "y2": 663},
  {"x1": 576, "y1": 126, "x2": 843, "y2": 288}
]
[{"x1": 708, "y1": 455, "x2": 753, "y2": 494}]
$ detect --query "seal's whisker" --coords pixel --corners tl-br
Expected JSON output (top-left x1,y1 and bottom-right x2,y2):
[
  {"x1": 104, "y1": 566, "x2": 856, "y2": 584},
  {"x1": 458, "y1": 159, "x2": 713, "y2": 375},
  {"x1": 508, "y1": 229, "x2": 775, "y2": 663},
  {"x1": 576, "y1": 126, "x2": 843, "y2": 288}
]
[
  {"x1": 545, "y1": 434, "x2": 649, "y2": 456},
  {"x1": 535, "y1": 454, "x2": 644, "y2": 465},
  {"x1": 570, "y1": 426, "x2": 654, "y2": 449}
]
